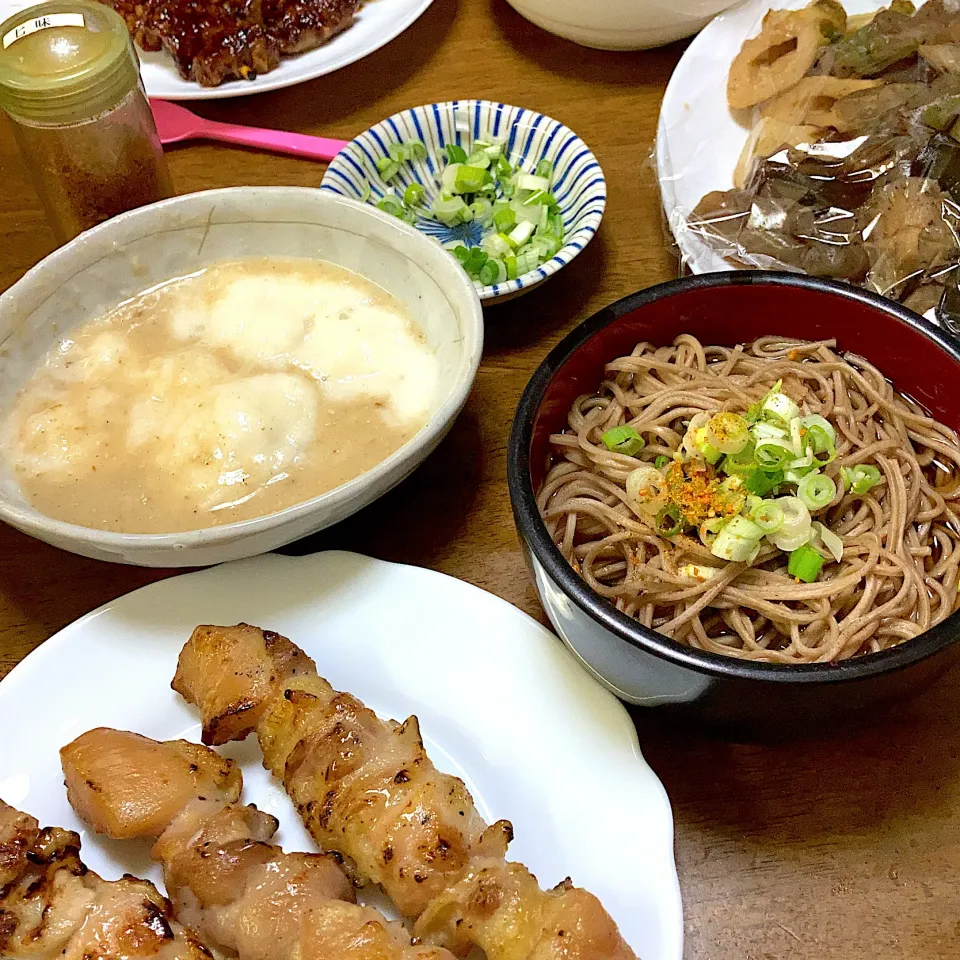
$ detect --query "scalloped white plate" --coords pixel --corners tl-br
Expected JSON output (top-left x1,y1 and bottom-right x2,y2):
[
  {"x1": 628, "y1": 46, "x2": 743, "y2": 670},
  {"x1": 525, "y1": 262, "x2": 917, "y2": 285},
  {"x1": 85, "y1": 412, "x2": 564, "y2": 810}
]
[
  {"x1": 0, "y1": 551, "x2": 682, "y2": 960},
  {"x1": 0, "y1": 0, "x2": 435, "y2": 100}
]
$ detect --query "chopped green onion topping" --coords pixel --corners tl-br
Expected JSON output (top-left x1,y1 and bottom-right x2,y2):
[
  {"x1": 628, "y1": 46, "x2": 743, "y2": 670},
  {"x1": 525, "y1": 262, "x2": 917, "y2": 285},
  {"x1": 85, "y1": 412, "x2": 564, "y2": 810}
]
[
  {"x1": 376, "y1": 157, "x2": 402, "y2": 181},
  {"x1": 654, "y1": 455, "x2": 670, "y2": 469},
  {"x1": 601, "y1": 425, "x2": 645, "y2": 456},
  {"x1": 711, "y1": 515, "x2": 764, "y2": 562},
  {"x1": 743, "y1": 469, "x2": 781, "y2": 496},
  {"x1": 377, "y1": 195, "x2": 404, "y2": 217},
  {"x1": 403, "y1": 183, "x2": 426, "y2": 207},
  {"x1": 655, "y1": 504, "x2": 682, "y2": 538},
  {"x1": 535, "y1": 158, "x2": 555, "y2": 179},
  {"x1": 755, "y1": 440, "x2": 795, "y2": 469},
  {"x1": 798, "y1": 472, "x2": 837, "y2": 511},
  {"x1": 445, "y1": 143, "x2": 468, "y2": 164},
  {"x1": 750, "y1": 500, "x2": 784, "y2": 534},
  {"x1": 788, "y1": 544, "x2": 825, "y2": 583},
  {"x1": 842, "y1": 464, "x2": 883, "y2": 495},
  {"x1": 706, "y1": 412, "x2": 750, "y2": 455}
]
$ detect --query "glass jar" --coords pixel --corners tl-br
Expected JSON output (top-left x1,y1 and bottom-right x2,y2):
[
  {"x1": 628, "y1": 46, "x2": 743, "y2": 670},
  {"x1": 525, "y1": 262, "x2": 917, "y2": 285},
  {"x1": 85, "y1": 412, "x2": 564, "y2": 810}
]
[{"x1": 0, "y1": 0, "x2": 173, "y2": 244}]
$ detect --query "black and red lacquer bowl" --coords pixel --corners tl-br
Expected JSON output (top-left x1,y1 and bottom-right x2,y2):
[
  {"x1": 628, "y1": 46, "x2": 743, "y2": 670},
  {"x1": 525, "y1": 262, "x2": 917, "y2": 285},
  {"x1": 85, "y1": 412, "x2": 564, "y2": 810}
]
[{"x1": 507, "y1": 272, "x2": 960, "y2": 735}]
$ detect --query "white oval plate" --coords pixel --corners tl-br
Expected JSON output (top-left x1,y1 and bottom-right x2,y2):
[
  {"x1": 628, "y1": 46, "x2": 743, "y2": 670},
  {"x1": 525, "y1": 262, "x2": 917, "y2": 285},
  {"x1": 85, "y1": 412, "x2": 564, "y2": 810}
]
[
  {"x1": 0, "y1": 0, "x2": 434, "y2": 100},
  {"x1": 0, "y1": 551, "x2": 682, "y2": 960},
  {"x1": 656, "y1": 0, "x2": 926, "y2": 276}
]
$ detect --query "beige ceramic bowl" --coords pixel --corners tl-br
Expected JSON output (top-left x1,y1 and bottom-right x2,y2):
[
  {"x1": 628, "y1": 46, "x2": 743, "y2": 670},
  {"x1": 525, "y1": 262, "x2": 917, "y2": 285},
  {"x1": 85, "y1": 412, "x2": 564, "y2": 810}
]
[
  {"x1": 0, "y1": 187, "x2": 484, "y2": 566},
  {"x1": 504, "y1": 0, "x2": 736, "y2": 49}
]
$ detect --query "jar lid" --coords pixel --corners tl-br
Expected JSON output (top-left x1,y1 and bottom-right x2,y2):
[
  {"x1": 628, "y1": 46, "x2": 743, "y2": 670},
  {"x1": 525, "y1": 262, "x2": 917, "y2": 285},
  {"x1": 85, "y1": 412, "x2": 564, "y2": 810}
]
[{"x1": 0, "y1": 0, "x2": 139, "y2": 124}]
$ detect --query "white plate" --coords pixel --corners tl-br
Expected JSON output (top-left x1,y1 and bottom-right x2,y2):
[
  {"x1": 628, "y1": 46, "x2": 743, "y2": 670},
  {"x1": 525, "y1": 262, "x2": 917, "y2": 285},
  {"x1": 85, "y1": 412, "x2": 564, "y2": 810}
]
[
  {"x1": 656, "y1": 0, "x2": 922, "y2": 275},
  {"x1": 0, "y1": 0, "x2": 435, "y2": 100},
  {"x1": 0, "y1": 551, "x2": 682, "y2": 960}
]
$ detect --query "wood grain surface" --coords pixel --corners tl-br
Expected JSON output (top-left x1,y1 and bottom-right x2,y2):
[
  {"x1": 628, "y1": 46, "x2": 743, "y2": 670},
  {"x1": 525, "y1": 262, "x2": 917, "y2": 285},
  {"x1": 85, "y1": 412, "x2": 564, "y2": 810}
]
[{"x1": 0, "y1": 1, "x2": 957, "y2": 957}]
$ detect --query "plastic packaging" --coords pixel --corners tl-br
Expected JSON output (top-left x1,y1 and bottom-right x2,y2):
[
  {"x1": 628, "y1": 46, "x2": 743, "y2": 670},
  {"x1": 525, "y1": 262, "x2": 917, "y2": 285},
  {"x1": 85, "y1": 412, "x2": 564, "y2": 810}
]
[
  {"x1": 0, "y1": 0, "x2": 172, "y2": 243},
  {"x1": 656, "y1": 0, "x2": 960, "y2": 331}
]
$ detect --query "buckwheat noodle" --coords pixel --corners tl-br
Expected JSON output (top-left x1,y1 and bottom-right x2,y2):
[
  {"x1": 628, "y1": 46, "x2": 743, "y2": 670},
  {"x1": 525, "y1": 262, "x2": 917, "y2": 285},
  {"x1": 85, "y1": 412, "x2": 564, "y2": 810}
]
[{"x1": 537, "y1": 336, "x2": 960, "y2": 663}]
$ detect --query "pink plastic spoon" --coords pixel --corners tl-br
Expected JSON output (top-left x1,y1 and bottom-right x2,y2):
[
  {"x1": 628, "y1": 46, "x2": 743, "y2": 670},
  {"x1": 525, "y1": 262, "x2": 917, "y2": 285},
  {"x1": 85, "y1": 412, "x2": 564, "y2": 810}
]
[{"x1": 151, "y1": 99, "x2": 349, "y2": 161}]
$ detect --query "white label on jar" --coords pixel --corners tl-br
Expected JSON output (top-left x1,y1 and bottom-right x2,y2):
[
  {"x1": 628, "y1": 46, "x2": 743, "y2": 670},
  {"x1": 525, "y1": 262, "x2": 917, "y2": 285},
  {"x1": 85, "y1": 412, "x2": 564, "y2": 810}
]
[{"x1": 2, "y1": 13, "x2": 85, "y2": 49}]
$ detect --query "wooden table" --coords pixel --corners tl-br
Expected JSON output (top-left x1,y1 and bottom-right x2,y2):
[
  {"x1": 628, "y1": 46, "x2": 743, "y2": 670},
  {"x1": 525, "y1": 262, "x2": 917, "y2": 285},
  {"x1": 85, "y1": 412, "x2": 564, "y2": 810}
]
[{"x1": 1, "y1": 2, "x2": 958, "y2": 957}]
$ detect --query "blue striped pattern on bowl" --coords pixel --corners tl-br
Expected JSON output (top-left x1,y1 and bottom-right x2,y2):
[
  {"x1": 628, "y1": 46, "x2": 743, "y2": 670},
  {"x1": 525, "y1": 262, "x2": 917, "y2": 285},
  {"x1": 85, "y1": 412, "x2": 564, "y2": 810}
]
[{"x1": 320, "y1": 100, "x2": 606, "y2": 304}]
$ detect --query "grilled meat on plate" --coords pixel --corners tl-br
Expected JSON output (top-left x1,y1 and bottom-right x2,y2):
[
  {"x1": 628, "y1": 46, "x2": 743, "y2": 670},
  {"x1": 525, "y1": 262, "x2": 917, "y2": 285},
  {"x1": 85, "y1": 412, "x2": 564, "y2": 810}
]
[
  {"x1": 102, "y1": 0, "x2": 360, "y2": 86},
  {"x1": 173, "y1": 623, "x2": 639, "y2": 960},
  {"x1": 61, "y1": 727, "x2": 458, "y2": 960},
  {"x1": 0, "y1": 798, "x2": 210, "y2": 960}
]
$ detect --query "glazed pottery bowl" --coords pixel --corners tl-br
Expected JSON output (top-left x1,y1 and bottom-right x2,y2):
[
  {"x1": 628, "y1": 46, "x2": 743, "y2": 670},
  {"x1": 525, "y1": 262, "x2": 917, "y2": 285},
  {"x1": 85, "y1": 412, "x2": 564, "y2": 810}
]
[
  {"x1": 321, "y1": 99, "x2": 606, "y2": 305},
  {"x1": 508, "y1": 271, "x2": 960, "y2": 736},
  {"x1": 0, "y1": 187, "x2": 483, "y2": 567}
]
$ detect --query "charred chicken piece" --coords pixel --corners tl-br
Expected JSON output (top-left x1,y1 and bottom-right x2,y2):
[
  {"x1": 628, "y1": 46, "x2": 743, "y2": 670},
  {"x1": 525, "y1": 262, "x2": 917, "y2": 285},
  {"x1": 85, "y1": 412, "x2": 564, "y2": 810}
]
[
  {"x1": 173, "y1": 624, "x2": 639, "y2": 960},
  {"x1": 0, "y1": 799, "x2": 211, "y2": 960},
  {"x1": 61, "y1": 727, "x2": 455, "y2": 960}
]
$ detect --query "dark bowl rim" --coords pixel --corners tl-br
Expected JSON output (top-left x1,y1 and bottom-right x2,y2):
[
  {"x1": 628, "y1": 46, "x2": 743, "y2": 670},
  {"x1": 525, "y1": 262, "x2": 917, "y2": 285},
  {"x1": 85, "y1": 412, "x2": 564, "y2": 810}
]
[{"x1": 507, "y1": 270, "x2": 960, "y2": 685}]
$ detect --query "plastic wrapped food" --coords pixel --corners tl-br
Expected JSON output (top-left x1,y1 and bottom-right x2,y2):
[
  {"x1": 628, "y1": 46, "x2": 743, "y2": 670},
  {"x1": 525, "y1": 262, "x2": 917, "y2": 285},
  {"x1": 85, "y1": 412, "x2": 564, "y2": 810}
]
[{"x1": 665, "y1": 0, "x2": 960, "y2": 326}]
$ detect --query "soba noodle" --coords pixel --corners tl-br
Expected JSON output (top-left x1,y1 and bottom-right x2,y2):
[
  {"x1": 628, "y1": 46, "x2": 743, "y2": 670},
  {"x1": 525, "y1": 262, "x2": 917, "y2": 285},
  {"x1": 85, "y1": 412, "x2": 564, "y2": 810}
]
[{"x1": 538, "y1": 336, "x2": 960, "y2": 664}]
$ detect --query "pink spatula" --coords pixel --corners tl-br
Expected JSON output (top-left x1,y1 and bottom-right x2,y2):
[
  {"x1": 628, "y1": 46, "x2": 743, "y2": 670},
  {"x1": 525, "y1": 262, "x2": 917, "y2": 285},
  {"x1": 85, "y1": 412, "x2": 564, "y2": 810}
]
[{"x1": 151, "y1": 99, "x2": 349, "y2": 161}]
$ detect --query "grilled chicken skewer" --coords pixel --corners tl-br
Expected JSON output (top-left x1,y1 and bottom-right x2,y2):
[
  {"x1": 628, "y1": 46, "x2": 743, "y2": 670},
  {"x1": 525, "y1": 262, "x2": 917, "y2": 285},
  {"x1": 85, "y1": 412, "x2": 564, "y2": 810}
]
[
  {"x1": 173, "y1": 624, "x2": 639, "y2": 960},
  {"x1": 60, "y1": 727, "x2": 457, "y2": 960},
  {"x1": 0, "y1": 798, "x2": 211, "y2": 960}
]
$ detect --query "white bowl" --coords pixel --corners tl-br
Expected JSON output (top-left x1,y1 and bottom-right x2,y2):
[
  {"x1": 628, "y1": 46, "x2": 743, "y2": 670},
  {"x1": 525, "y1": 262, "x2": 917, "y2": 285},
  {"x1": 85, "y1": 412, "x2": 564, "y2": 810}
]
[
  {"x1": 0, "y1": 187, "x2": 483, "y2": 567},
  {"x1": 504, "y1": 0, "x2": 737, "y2": 49}
]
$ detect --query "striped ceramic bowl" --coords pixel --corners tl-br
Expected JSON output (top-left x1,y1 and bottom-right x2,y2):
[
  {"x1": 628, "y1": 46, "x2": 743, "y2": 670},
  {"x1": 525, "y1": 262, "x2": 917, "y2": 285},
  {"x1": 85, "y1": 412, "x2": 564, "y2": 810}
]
[{"x1": 320, "y1": 100, "x2": 606, "y2": 305}]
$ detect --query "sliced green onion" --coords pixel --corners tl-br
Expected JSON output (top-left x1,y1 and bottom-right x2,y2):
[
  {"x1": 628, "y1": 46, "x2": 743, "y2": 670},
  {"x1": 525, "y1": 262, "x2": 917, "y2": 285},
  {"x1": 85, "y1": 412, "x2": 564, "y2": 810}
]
[
  {"x1": 478, "y1": 259, "x2": 500, "y2": 286},
  {"x1": 535, "y1": 158, "x2": 554, "y2": 179},
  {"x1": 841, "y1": 464, "x2": 883, "y2": 495},
  {"x1": 749, "y1": 500, "x2": 785, "y2": 534},
  {"x1": 377, "y1": 194, "x2": 404, "y2": 218},
  {"x1": 453, "y1": 245, "x2": 470, "y2": 264},
  {"x1": 508, "y1": 220, "x2": 536, "y2": 248},
  {"x1": 452, "y1": 165, "x2": 491, "y2": 194},
  {"x1": 481, "y1": 232, "x2": 512, "y2": 258},
  {"x1": 755, "y1": 440, "x2": 795, "y2": 469},
  {"x1": 376, "y1": 157, "x2": 402, "y2": 181},
  {"x1": 711, "y1": 515, "x2": 764, "y2": 563},
  {"x1": 699, "y1": 516, "x2": 729, "y2": 547},
  {"x1": 798, "y1": 414, "x2": 836, "y2": 459},
  {"x1": 358, "y1": 182, "x2": 372, "y2": 203},
  {"x1": 706, "y1": 412, "x2": 750, "y2": 455},
  {"x1": 692, "y1": 427, "x2": 723, "y2": 464},
  {"x1": 504, "y1": 255, "x2": 518, "y2": 280},
  {"x1": 431, "y1": 194, "x2": 468, "y2": 226},
  {"x1": 445, "y1": 143, "x2": 468, "y2": 164},
  {"x1": 515, "y1": 172, "x2": 550, "y2": 193},
  {"x1": 654, "y1": 455, "x2": 670, "y2": 469},
  {"x1": 744, "y1": 469, "x2": 781, "y2": 496},
  {"x1": 494, "y1": 207, "x2": 517, "y2": 232},
  {"x1": 403, "y1": 183, "x2": 426, "y2": 207},
  {"x1": 787, "y1": 544, "x2": 825, "y2": 583},
  {"x1": 813, "y1": 522, "x2": 844, "y2": 562},
  {"x1": 722, "y1": 442, "x2": 758, "y2": 476},
  {"x1": 601, "y1": 425, "x2": 645, "y2": 457},
  {"x1": 466, "y1": 150, "x2": 492, "y2": 169},
  {"x1": 626, "y1": 466, "x2": 662, "y2": 503},
  {"x1": 768, "y1": 496, "x2": 812, "y2": 552},
  {"x1": 798, "y1": 472, "x2": 837, "y2": 511},
  {"x1": 751, "y1": 421, "x2": 790, "y2": 443},
  {"x1": 655, "y1": 505, "x2": 683, "y2": 537}
]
